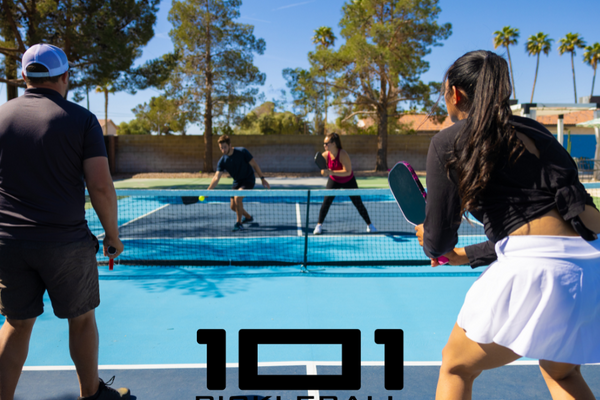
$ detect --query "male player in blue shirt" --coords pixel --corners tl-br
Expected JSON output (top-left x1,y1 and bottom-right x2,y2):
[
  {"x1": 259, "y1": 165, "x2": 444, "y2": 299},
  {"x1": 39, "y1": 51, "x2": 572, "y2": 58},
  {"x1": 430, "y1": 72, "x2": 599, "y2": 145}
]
[{"x1": 208, "y1": 135, "x2": 270, "y2": 231}]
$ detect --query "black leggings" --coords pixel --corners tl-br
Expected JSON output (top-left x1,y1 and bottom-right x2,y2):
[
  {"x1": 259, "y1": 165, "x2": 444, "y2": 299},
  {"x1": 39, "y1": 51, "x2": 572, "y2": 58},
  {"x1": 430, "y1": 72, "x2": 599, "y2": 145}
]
[{"x1": 317, "y1": 176, "x2": 371, "y2": 225}]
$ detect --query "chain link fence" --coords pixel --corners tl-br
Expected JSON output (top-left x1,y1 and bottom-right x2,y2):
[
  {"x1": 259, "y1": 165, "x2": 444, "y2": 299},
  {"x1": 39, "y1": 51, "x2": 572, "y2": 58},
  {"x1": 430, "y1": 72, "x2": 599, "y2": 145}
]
[{"x1": 575, "y1": 158, "x2": 600, "y2": 182}]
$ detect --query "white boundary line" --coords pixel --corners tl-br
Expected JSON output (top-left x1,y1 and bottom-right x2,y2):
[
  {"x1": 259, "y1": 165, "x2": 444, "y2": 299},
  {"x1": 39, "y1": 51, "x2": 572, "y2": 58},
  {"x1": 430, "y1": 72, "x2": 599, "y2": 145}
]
[
  {"x1": 296, "y1": 203, "x2": 303, "y2": 237},
  {"x1": 23, "y1": 360, "x2": 599, "y2": 371},
  {"x1": 97, "y1": 204, "x2": 171, "y2": 239}
]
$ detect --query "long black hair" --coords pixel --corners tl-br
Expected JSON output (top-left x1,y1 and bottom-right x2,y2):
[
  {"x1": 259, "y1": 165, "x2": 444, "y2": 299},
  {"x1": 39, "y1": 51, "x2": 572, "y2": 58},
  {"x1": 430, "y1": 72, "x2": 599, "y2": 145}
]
[
  {"x1": 445, "y1": 50, "x2": 524, "y2": 214},
  {"x1": 326, "y1": 132, "x2": 343, "y2": 149}
]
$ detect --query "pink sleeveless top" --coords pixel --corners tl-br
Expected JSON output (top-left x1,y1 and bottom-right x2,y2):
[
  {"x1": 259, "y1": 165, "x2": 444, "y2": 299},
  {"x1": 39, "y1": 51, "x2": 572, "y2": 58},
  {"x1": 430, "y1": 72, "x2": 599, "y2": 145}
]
[{"x1": 327, "y1": 151, "x2": 353, "y2": 184}]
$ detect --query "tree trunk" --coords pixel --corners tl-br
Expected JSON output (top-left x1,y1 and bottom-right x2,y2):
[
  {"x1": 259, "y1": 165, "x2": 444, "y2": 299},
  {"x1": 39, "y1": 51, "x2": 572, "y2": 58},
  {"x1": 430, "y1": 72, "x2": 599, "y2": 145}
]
[
  {"x1": 375, "y1": 75, "x2": 389, "y2": 171},
  {"x1": 5, "y1": 57, "x2": 18, "y2": 101},
  {"x1": 571, "y1": 52, "x2": 578, "y2": 103},
  {"x1": 314, "y1": 97, "x2": 322, "y2": 135},
  {"x1": 506, "y1": 45, "x2": 516, "y2": 100},
  {"x1": 375, "y1": 104, "x2": 388, "y2": 171},
  {"x1": 4, "y1": 28, "x2": 18, "y2": 101},
  {"x1": 203, "y1": 17, "x2": 214, "y2": 172},
  {"x1": 531, "y1": 54, "x2": 540, "y2": 103},
  {"x1": 323, "y1": 75, "x2": 328, "y2": 134},
  {"x1": 591, "y1": 65, "x2": 597, "y2": 98}
]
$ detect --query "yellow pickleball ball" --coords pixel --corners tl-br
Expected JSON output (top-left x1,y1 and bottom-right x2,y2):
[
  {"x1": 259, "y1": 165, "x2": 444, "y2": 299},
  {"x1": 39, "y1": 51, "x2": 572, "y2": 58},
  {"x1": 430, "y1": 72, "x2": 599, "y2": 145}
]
[{"x1": 199, "y1": 196, "x2": 205, "y2": 201}]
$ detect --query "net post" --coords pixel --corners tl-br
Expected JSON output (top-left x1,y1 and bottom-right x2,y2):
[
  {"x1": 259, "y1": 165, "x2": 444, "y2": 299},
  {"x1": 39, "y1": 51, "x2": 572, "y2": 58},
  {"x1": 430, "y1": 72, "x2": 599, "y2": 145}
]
[{"x1": 302, "y1": 190, "x2": 311, "y2": 272}]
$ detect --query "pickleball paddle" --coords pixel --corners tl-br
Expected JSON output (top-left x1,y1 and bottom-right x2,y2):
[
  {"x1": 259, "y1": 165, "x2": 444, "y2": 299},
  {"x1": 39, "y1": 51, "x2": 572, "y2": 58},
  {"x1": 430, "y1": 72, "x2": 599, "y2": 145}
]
[
  {"x1": 314, "y1": 152, "x2": 327, "y2": 170},
  {"x1": 388, "y1": 161, "x2": 449, "y2": 265}
]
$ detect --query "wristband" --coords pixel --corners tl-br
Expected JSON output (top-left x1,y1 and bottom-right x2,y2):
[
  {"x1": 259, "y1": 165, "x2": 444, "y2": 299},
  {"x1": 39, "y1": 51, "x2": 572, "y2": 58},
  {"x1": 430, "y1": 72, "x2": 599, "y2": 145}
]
[{"x1": 260, "y1": 176, "x2": 265, "y2": 180}]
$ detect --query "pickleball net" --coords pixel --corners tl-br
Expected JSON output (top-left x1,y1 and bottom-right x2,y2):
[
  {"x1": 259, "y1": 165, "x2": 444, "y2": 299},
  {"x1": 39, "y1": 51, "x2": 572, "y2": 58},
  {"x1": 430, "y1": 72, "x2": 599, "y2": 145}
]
[{"x1": 88, "y1": 189, "x2": 486, "y2": 267}]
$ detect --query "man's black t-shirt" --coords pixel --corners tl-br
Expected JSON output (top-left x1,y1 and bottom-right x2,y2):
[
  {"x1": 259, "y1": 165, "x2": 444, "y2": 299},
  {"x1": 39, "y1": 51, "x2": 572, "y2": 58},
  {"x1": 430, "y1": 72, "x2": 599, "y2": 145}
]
[
  {"x1": 0, "y1": 88, "x2": 107, "y2": 241},
  {"x1": 216, "y1": 147, "x2": 255, "y2": 185}
]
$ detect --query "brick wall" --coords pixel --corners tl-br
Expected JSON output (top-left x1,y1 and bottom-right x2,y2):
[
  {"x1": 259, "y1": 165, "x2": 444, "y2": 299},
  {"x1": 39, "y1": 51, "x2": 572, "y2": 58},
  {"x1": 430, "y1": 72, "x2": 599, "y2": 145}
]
[{"x1": 114, "y1": 134, "x2": 434, "y2": 173}]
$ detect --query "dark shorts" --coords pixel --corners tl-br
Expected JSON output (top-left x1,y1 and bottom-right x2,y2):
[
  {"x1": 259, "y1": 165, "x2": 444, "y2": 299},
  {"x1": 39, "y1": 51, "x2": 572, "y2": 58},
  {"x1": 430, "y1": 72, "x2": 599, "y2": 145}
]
[
  {"x1": 232, "y1": 177, "x2": 256, "y2": 190},
  {"x1": 0, "y1": 236, "x2": 100, "y2": 320}
]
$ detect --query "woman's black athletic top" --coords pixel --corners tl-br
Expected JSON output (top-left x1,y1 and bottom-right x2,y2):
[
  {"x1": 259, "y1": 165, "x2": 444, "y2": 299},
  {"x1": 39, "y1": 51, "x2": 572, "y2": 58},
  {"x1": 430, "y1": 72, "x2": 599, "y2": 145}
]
[{"x1": 423, "y1": 116, "x2": 597, "y2": 268}]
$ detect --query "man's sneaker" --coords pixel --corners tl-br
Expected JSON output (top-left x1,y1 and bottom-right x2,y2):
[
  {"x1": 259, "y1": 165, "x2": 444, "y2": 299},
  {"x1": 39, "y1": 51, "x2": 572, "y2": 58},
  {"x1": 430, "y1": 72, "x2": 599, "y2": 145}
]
[
  {"x1": 233, "y1": 222, "x2": 244, "y2": 232},
  {"x1": 313, "y1": 224, "x2": 322, "y2": 235},
  {"x1": 367, "y1": 224, "x2": 378, "y2": 233},
  {"x1": 78, "y1": 377, "x2": 130, "y2": 399},
  {"x1": 241, "y1": 216, "x2": 254, "y2": 224}
]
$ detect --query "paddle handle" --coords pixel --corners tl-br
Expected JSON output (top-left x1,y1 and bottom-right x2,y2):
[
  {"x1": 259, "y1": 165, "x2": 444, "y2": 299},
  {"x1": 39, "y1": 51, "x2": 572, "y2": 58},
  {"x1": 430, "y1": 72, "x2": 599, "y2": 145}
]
[{"x1": 107, "y1": 246, "x2": 116, "y2": 271}]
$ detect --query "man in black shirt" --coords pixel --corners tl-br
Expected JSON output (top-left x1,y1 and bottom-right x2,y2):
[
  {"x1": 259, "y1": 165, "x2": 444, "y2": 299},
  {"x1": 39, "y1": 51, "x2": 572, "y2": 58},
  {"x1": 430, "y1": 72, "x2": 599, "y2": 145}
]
[
  {"x1": 0, "y1": 44, "x2": 128, "y2": 399},
  {"x1": 208, "y1": 135, "x2": 270, "y2": 231}
]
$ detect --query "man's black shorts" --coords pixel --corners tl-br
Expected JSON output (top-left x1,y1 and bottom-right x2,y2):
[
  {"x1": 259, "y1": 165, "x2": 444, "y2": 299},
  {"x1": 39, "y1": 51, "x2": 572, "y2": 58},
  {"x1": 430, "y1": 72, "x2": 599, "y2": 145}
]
[
  {"x1": 232, "y1": 177, "x2": 256, "y2": 190},
  {"x1": 0, "y1": 236, "x2": 99, "y2": 319}
]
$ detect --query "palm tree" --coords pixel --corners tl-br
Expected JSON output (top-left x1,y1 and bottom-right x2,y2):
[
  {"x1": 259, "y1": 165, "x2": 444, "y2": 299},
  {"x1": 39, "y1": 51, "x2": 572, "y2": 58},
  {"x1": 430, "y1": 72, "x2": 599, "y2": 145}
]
[
  {"x1": 525, "y1": 32, "x2": 553, "y2": 102},
  {"x1": 493, "y1": 26, "x2": 520, "y2": 100},
  {"x1": 95, "y1": 82, "x2": 117, "y2": 136},
  {"x1": 558, "y1": 33, "x2": 586, "y2": 103},
  {"x1": 312, "y1": 26, "x2": 336, "y2": 48},
  {"x1": 583, "y1": 43, "x2": 600, "y2": 98},
  {"x1": 312, "y1": 26, "x2": 336, "y2": 134}
]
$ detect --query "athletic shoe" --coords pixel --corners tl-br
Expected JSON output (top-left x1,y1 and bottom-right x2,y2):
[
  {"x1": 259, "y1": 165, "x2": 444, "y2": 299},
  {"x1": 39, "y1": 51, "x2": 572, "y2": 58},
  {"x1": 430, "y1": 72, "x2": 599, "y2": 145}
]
[
  {"x1": 78, "y1": 377, "x2": 130, "y2": 399},
  {"x1": 232, "y1": 222, "x2": 244, "y2": 232},
  {"x1": 367, "y1": 224, "x2": 378, "y2": 233},
  {"x1": 313, "y1": 224, "x2": 322, "y2": 235},
  {"x1": 241, "y1": 216, "x2": 254, "y2": 224}
]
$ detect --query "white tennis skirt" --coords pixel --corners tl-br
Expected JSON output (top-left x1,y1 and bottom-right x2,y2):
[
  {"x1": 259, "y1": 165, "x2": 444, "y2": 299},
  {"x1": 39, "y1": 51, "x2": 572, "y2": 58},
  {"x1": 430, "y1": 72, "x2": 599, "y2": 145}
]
[{"x1": 457, "y1": 235, "x2": 600, "y2": 365}]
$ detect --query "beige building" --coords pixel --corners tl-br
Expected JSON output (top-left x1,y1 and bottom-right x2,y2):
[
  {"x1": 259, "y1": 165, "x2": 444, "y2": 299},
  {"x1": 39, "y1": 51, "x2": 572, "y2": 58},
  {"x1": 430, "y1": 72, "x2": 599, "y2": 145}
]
[{"x1": 98, "y1": 119, "x2": 118, "y2": 136}]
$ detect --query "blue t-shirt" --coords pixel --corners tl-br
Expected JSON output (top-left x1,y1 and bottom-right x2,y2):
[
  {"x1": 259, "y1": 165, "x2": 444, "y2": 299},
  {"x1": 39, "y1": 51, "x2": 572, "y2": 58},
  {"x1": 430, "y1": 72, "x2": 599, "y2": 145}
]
[
  {"x1": 216, "y1": 147, "x2": 255, "y2": 185},
  {"x1": 0, "y1": 88, "x2": 107, "y2": 241}
]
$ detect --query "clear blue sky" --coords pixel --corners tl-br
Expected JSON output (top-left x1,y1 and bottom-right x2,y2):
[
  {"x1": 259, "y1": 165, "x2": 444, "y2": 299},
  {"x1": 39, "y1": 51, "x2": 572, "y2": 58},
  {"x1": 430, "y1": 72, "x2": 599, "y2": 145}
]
[{"x1": 6, "y1": 0, "x2": 600, "y2": 134}]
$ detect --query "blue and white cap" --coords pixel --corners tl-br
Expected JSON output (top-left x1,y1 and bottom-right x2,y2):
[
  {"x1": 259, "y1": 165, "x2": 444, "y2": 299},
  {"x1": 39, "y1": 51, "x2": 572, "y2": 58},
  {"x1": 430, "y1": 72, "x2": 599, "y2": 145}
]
[{"x1": 22, "y1": 44, "x2": 69, "y2": 78}]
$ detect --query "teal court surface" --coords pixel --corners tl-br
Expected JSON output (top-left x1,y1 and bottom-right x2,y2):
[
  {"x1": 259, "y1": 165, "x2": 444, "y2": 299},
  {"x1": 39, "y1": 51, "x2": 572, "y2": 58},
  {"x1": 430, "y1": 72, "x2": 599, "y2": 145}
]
[
  {"x1": 12, "y1": 265, "x2": 600, "y2": 399},
  {"x1": 10, "y1": 183, "x2": 600, "y2": 399}
]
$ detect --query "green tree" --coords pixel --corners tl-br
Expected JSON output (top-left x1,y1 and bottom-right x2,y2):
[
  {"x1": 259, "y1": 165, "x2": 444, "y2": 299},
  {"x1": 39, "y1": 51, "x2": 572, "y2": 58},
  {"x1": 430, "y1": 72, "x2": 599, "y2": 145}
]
[
  {"x1": 312, "y1": 0, "x2": 451, "y2": 171},
  {"x1": 133, "y1": 95, "x2": 193, "y2": 135},
  {"x1": 282, "y1": 67, "x2": 321, "y2": 134},
  {"x1": 313, "y1": 27, "x2": 336, "y2": 48},
  {"x1": 0, "y1": 0, "x2": 163, "y2": 100},
  {"x1": 95, "y1": 82, "x2": 117, "y2": 136},
  {"x1": 525, "y1": 32, "x2": 552, "y2": 103},
  {"x1": 311, "y1": 26, "x2": 336, "y2": 134},
  {"x1": 558, "y1": 33, "x2": 586, "y2": 103},
  {"x1": 168, "y1": 0, "x2": 266, "y2": 172},
  {"x1": 237, "y1": 101, "x2": 308, "y2": 135},
  {"x1": 493, "y1": 26, "x2": 520, "y2": 100},
  {"x1": 118, "y1": 119, "x2": 151, "y2": 135},
  {"x1": 583, "y1": 43, "x2": 600, "y2": 98}
]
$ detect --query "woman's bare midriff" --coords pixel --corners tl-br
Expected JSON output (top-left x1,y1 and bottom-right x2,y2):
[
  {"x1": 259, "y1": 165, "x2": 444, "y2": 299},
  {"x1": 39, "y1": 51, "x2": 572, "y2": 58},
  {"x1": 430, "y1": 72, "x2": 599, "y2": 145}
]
[{"x1": 510, "y1": 205, "x2": 600, "y2": 237}]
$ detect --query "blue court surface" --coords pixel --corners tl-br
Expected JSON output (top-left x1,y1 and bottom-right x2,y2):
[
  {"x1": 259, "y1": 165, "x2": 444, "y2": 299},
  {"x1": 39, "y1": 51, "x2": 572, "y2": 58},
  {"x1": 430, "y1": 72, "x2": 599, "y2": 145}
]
[
  {"x1": 9, "y1": 185, "x2": 600, "y2": 398},
  {"x1": 10, "y1": 265, "x2": 600, "y2": 399}
]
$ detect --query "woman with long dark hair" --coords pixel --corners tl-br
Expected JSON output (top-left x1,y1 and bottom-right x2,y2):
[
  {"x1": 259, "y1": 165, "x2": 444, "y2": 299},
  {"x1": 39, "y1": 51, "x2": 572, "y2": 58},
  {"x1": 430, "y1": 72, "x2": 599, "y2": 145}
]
[
  {"x1": 313, "y1": 132, "x2": 377, "y2": 235},
  {"x1": 417, "y1": 50, "x2": 600, "y2": 399}
]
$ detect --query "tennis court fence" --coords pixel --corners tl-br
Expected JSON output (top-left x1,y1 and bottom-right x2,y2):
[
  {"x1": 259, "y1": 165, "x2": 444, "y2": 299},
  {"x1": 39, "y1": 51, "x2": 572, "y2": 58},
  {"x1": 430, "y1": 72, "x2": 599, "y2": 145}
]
[
  {"x1": 575, "y1": 158, "x2": 600, "y2": 182},
  {"x1": 87, "y1": 189, "x2": 486, "y2": 268}
]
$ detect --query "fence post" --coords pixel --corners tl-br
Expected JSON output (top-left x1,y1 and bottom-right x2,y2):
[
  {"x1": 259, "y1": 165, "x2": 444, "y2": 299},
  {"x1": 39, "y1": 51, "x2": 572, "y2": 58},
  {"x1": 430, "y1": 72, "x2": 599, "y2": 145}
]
[
  {"x1": 302, "y1": 190, "x2": 311, "y2": 272},
  {"x1": 107, "y1": 135, "x2": 116, "y2": 175}
]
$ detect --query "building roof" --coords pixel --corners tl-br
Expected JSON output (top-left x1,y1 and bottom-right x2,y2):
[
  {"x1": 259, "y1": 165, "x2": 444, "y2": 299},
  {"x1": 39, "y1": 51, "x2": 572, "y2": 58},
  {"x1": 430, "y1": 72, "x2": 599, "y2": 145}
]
[
  {"x1": 98, "y1": 119, "x2": 118, "y2": 128},
  {"x1": 398, "y1": 114, "x2": 454, "y2": 131},
  {"x1": 358, "y1": 110, "x2": 598, "y2": 133},
  {"x1": 535, "y1": 110, "x2": 595, "y2": 125},
  {"x1": 97, "y1": 119, "x2": 118, "y2": 136},
  {"x1": 358, "y1": 114, "x2": 454, "y2": 132}
]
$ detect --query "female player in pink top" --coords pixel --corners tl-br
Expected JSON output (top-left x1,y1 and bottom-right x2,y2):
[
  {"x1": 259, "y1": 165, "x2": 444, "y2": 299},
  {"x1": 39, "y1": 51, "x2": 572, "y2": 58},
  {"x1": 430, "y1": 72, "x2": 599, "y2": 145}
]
[{"x1": 313, "y1": 132, "x2": 377, "y2": 234}]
